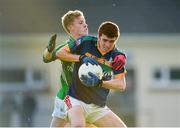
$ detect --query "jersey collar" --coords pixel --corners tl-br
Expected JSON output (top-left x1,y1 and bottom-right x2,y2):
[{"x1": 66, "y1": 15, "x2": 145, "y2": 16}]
[{"x1": 69, "y1": 36, "x2": 75, "y2": 42}]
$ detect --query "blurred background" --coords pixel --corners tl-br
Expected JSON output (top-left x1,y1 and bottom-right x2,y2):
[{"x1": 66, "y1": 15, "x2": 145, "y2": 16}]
[{"x1": 0, "y1": 0, "x2": 180, "y2": 127}]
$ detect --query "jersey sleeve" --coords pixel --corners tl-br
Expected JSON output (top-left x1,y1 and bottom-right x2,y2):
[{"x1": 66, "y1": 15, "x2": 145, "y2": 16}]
[
  {"x1": 112, "y1": 48, "x2": 127, "y2": 78},
  {"x1": 113, "y1": 67, "x2": 127, "y2": 78},
  {"x1": 67, "y1": 35, "x2": 97, "y2": 53}
]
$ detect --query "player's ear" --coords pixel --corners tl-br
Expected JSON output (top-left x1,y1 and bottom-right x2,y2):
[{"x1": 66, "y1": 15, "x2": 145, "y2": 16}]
[
  {"x1": 67, "y1": 24, "x2": 73, "y2": 32},
  {"x1": 98, "y1": 33, "x2": 101, "y2": 42},
  {"x1": 98, "y1": 33, "x2": 100, "y2": 38}
]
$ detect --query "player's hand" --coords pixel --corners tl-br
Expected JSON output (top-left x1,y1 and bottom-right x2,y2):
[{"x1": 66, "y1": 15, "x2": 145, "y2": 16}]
[
  {"x1": 102, "y1": 73, "x2": 112, "y2": 81},
  {"x1": 79, "y1": 55, "x2": 99, "y2": 66},
  {"x1": 112, "y1": 54, "x2": 126, "y2": 70},
  {"x1": 47, "y1": 34, "x2": 57, "y2": 52},
  {"x1": 80, "y1": 72, "x2": 102, "y2": 87}
]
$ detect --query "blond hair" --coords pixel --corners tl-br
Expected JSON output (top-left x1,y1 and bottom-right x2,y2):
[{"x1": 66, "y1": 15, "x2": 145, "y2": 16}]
[{"x1": 61, "y1": 10, "x2": 84, "y2": 34}]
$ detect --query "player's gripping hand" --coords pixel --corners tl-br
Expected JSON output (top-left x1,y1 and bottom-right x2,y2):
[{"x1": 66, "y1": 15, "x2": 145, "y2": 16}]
[
  {"x1": 102, "y1": 73, "x2": 112, "y2": 81},
  {"x1": 112, "y1": 54, "x2": 126, "y2": 70},
  {"x1": 80, "y1": 72, "x2": 103, "y2": 87},
  {"x1": 47, "y1": 34, "x2": 57, "y2": 52},
  {"x1": 79, "y1": 55, "x2": 99, "y2": 66}
]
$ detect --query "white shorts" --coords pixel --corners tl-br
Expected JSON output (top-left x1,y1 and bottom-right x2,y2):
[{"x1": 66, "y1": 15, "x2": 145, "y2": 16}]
[
  {"x1": 64, "y1": 95, "x2": 111, "y2": 123},
  {"x1": 52, "y1": 96, "x2": 67, "y2": 120}
]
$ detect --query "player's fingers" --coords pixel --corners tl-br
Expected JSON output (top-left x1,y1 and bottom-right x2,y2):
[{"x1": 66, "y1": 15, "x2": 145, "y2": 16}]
[
  {"x1": 80, "y1": 75, "x2": 88, "y2": 80},
  {"x1": 91, "y1": 59, "x2": 99, "y2": 65},
  {"x1": 112, "y1": 61, "x2": 123, "y2": 67},
  {"x1": 113, "y1": 57, "x2": 118, "y2": 62},
  {"x1": 52, "y1": 34, "x2": 57, "y2": 39},
  {"x1": 114, "y1": 62, "x2": 124, "y2": 70},
  {"x1": 88, "y1": 72, "x2": 96, "y2": 78},
  {"x1": 85, "y1": 61, "x2": 89, "y2": 66},
  {"x1": 88, "y1": 58, "x2": 98, "y2": 65},
  {"x1": 50, "y1": 34, "x2": 57, "y2": 43}
]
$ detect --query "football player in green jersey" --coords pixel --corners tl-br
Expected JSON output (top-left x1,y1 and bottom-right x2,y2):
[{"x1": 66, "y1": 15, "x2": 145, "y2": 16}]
[{"x1": 43, "y1": 10, "x2": 89, "y2": 127}]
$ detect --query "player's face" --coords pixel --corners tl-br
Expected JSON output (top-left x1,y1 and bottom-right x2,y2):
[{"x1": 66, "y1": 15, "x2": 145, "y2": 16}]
[
  {"x1": 98, "y1": 34, "x2": 117, "y2": 52},
  {"x1": 71, "y1": 16, "x2": 88, "y2": 37}
]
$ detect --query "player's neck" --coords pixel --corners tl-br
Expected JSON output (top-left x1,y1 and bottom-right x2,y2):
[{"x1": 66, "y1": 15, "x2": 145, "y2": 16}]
[
  {"x1": 68, "y1": 34, "x2": 79, "y2": 41},
  {"x1": 71, "y1": 32, "x2": 86, "y2": 40},
  {"x1": 73, "y1": 35, "x2": 81, "y2": 40},
  {"x1": 68, "y1": 32, "x2": 79, "y2": 40}
]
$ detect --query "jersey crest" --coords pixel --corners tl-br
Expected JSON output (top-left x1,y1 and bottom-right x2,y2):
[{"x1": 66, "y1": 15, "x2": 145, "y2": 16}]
[{"x1": 75, "y1": 38, "x2": 82, "y2": 46}]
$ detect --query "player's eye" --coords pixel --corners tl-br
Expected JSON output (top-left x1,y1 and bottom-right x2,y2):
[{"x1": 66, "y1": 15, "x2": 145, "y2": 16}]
[
  {"x1": 102, "y1": 39, "x2": 108, "y2": 42},
  {"x1": 79, "y1": 21, "x2": 84, "y2": 24},
  {"x1": 109, "y1": 40, "x2": 116, "y2": 43}
]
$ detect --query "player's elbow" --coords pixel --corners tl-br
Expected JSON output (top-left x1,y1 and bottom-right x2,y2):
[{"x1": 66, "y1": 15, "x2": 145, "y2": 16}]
[
  {"x1": 43, "y1": 56, "x2": 51, "y2": 63},
  {"x1": 114, "y1": 75, "x2": 126, "y2": 91},
  {"x1": 118, "y1": 82, "x2": 126, "y2": 91},
  {"x1": 121, "y1": 83, "x2": 126, "y2": 91}
]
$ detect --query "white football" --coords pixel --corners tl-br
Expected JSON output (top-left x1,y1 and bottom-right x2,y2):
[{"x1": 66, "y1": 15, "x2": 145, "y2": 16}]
[{"x1": 78, "y1": 63, "x2": 103, "y2": 82}]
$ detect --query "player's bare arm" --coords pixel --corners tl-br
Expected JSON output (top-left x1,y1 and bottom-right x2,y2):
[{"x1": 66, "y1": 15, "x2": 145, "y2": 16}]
[
  {"x1": 56, "y1": 45, "x2": 80, "y2": 62},
  {"x1": 102, "y1": 75, "x2": 126, "y2": 91},
  {"x1": 56, "y1": 44, "x2": 99, "y2": 66}
]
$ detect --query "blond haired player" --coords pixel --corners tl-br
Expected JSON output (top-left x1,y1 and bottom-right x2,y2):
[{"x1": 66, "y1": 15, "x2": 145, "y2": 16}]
[{"x1": 43, "y1": 10, "x2": 89, "y2": 127}]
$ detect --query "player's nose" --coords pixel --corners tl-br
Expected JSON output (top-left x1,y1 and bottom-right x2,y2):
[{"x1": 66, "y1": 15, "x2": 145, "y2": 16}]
[
  {"x1": 84, "y1": 23, "x2": 88, "y2": 28},
  {"x1": 106, "y1": 42, "x2": 113, "y2": 49}
]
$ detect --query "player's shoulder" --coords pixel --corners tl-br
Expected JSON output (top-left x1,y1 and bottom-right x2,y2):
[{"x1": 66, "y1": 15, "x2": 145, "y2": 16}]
[
  {"x1": 77, "y1": 35, "x2": 97, "y2": 43},
  {"x1": 111, "y1": 47, "x2": 123, "y2": 54},
  {"x1": 111, "y1": 47, "x2": 126, "y2": 58},
  {"x1": 55, "y1": 42, "x2": 67, "y2": 51},
  {"x1": 69, "y1": 35, "x2": 97, "y2": 48},
  {"x1": 68, "y1": 35, "x2": 97, "y2": 52}
]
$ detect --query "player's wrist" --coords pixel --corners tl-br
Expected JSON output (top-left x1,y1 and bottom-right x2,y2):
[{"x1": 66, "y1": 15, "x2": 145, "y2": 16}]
[
  {"x1": 79, "y1": 55, "x2": 86, "y2": 62},
  {"x1": 98, "y1": 79, "x2": 103, "y2": 87}
]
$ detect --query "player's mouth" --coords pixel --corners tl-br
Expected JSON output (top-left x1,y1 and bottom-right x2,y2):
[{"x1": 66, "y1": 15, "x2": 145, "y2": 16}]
[{"x1": 84, "y1": 28, "x2": 88, "y2": 34}]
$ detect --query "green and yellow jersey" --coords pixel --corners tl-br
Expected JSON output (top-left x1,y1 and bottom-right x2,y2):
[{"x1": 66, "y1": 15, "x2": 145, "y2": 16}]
[{"x1": 43, "y1": 37, "x2": 75, "y2": 100}]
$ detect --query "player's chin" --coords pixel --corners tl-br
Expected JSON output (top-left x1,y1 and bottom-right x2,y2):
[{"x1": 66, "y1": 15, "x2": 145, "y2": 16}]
[
  {"x1": 104, "y1": 47, "x2": 113, "y2": 52},
  {"x1": 102, "y1": 47, "x2": 108, "y2": 52},
  {"x1": 84, "y1": 29, "x2": 88, "y2": 35},
  {"x1": 81, "y1": 32, "x2": 88, "y2": 36}
]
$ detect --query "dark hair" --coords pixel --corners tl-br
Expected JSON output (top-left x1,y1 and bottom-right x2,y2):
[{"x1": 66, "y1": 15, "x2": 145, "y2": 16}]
[{"x1": 98, "y1": 21, "x2": 120, "y2": 38}]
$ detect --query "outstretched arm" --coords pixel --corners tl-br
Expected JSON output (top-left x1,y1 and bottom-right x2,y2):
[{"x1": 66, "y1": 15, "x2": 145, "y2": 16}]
[
  {"x1": 56, "y1": 45, "x2": 99, "y2": 66},
  {"x1": 43, "y1": 34, "x2": 57, "y2": 63}
]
